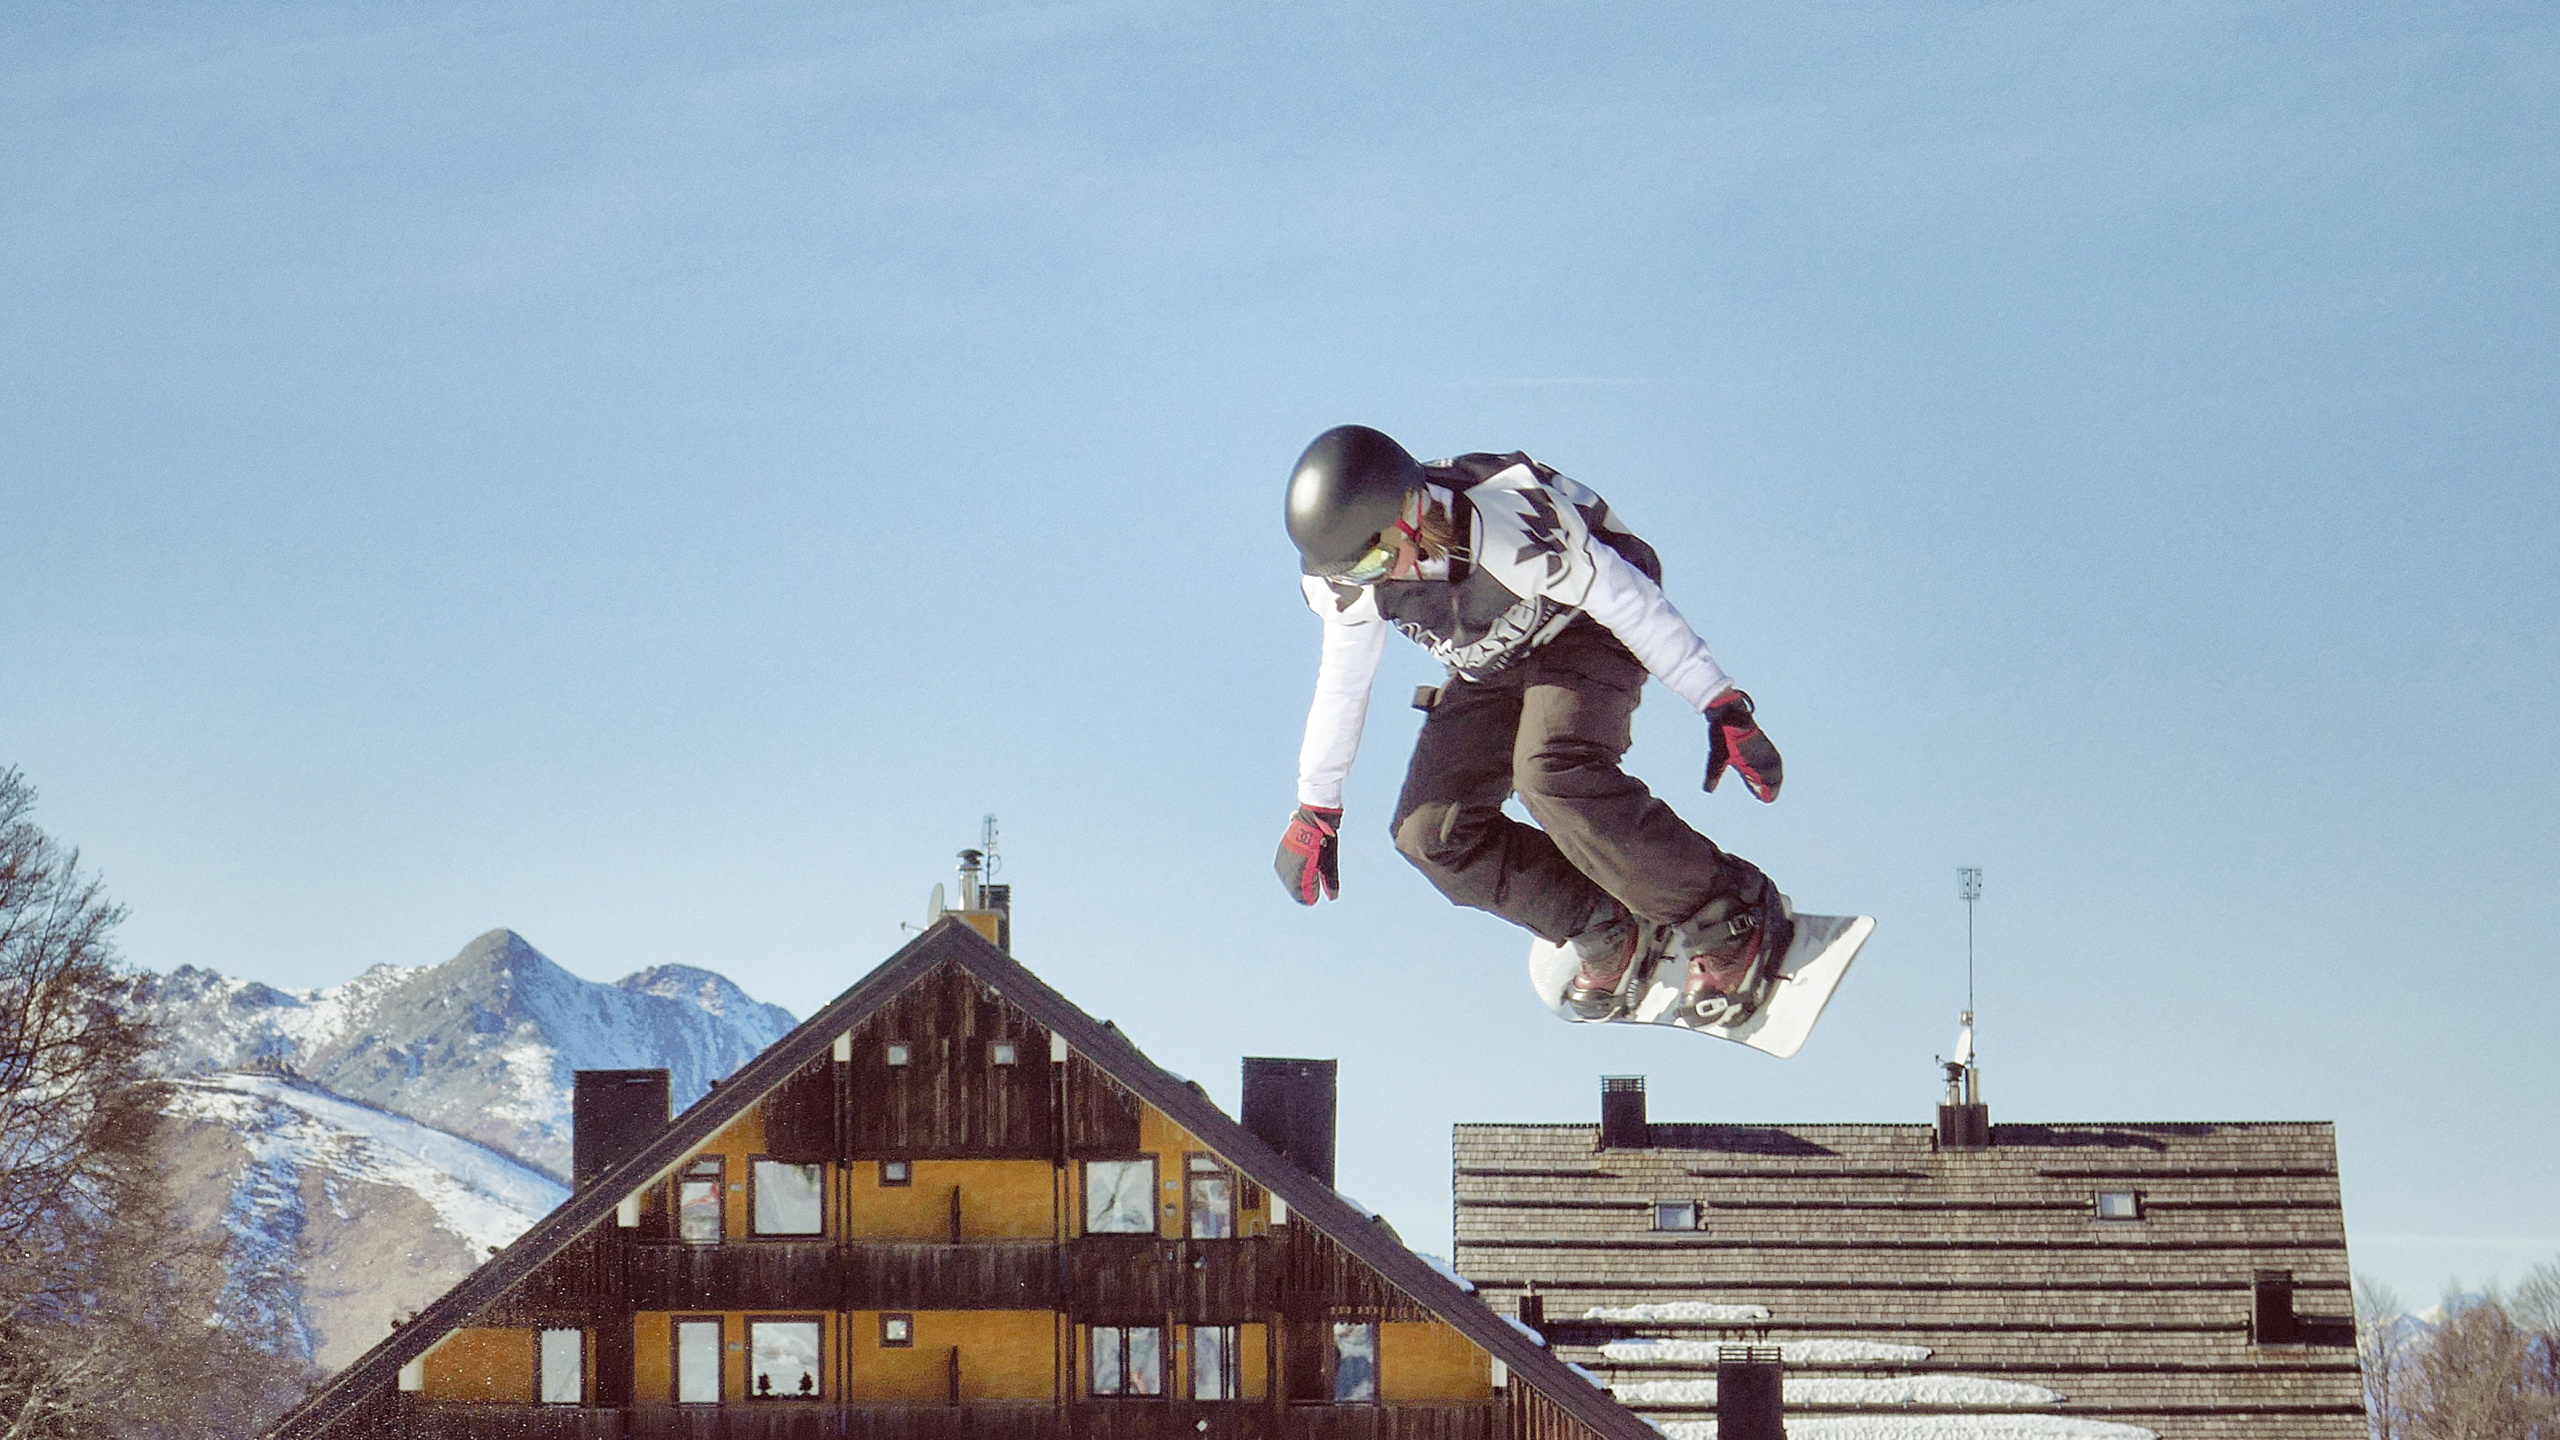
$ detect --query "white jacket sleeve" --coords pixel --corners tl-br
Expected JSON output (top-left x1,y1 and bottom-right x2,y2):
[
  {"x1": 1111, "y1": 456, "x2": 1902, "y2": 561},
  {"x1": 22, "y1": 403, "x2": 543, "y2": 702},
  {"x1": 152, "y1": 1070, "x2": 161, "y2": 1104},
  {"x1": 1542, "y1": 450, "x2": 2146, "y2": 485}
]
[
  {"x1": 1295, "y1": 579, "x2": 1389, "y2": 810},
  {"x1": 1577, "y1": 540, "x2": 1735, "y2": 712}
]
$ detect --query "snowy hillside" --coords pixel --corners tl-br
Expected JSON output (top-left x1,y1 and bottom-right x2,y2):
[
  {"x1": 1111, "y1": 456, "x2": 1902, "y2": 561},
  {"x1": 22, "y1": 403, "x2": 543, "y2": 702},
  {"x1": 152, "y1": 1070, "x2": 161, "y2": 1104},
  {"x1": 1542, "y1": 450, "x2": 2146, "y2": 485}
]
[
  {"x1": 134, "y1": 929, "x2": 797, "y2": 1373},
  {"x1": 136, "y1": 929, "x2": 798, "y2": 1180},
  {"x1": 161, "y1": 1073, "x2": 568, "y2": 1373}
]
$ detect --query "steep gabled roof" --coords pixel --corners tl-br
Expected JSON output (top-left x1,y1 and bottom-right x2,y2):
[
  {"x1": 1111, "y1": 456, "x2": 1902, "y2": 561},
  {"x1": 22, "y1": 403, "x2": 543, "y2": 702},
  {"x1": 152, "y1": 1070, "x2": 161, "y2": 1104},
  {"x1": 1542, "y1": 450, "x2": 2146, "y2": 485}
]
[{"x1": 272, "y1": 918, "x2": 1652, "y2": 1440}]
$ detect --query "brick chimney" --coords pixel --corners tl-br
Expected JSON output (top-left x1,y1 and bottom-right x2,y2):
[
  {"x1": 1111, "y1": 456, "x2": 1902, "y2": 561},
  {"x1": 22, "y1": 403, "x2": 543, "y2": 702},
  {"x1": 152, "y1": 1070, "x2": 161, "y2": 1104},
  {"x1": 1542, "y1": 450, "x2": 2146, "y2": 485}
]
[
  {"x1": 1600, "y1": 1075, "x2": 1649, "y2": 1149},
  {"x1": 573, "y1": 1069, "x2": 671, "y2": 1191},
  {"x1": 1241, "y1": 1057, "x2": 1337, "y2": 1188}
]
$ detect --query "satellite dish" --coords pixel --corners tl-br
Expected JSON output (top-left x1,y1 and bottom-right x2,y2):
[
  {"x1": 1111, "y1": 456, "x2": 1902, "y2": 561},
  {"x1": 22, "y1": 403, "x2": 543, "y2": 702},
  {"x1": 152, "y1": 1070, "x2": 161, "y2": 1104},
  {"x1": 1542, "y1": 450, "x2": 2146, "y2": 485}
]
[
  {"x1": 927, "y1": 883, "x2": 946, "y2": 923},
  {"x1": 1953, "y1": 1024, "x2": 1975, "y2": 1067}
]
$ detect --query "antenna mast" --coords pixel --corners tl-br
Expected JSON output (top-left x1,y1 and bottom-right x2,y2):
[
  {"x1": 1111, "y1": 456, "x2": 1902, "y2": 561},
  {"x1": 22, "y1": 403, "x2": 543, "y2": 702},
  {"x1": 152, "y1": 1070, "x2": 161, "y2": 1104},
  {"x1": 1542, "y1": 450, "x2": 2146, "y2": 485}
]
[{"x1": 1959, "y1": 866, "x2": 1982, "y2": 1019}]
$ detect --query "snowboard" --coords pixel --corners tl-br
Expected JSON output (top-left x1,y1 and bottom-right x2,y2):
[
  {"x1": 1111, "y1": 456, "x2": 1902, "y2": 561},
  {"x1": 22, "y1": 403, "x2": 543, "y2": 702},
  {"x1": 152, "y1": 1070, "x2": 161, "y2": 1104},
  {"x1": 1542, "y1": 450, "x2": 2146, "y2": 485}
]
[{"x1": 1527, "y1": 906, "x2": 1875, "y2": 1059}]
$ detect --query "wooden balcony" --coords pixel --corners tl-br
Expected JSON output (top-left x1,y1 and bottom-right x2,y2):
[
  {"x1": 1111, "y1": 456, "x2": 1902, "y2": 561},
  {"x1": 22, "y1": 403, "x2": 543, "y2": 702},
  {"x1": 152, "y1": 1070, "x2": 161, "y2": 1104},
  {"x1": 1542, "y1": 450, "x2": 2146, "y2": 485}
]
[
  {"x1": 397, "y1": 1401, "x2": 1495, "y2": 1439},
  {"x1": 577, "y1": 1237, "x2": 1270, "y2": 1317},
  {"x1": 1065, "y1": 1236, "x2": 1275, "y2": 1321}
]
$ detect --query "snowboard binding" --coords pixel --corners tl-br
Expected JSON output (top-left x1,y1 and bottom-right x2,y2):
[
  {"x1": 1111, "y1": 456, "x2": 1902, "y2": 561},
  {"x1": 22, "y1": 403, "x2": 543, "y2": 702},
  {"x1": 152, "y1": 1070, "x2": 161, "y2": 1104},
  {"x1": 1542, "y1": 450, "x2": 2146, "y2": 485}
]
[{"x1": 1670, "y1": 894, "x2": 1794, "y2": 1027}]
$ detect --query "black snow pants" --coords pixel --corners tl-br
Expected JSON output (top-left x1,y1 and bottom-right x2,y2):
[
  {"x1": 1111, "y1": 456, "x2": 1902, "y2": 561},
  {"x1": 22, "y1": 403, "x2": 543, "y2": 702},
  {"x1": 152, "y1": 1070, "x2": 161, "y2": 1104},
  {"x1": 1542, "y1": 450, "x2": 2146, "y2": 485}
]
[{"x1": 1390, "y1": 617, "x2": 1766, "y2": 944}]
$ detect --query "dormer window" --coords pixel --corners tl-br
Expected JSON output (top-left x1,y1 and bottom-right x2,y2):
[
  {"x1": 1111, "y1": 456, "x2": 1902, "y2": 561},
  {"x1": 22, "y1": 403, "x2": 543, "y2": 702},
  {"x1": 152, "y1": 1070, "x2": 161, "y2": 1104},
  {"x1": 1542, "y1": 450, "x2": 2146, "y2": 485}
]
[
  {"x1": 2094, "y1": 1188, "x2": 2143, "y2": 1221},
  {"x1": 1652, "y1": 1201, "x2": 1704, "y2": 1231}
]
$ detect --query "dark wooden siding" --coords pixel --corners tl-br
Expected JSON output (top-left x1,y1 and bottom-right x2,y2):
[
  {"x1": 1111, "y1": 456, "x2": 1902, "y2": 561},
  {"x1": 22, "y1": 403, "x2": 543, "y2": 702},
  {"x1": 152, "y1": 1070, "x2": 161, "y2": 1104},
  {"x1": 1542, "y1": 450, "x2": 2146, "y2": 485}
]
[{"x1": 1062, "y1": 1237, "x2": 1275, "y2": 1322}]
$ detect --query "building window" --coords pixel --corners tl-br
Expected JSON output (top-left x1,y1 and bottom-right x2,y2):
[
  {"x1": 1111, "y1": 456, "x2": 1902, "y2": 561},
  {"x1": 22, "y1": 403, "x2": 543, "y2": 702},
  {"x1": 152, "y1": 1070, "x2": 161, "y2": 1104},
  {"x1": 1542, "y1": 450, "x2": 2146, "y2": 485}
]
[
  {"x1": 1331, "y1": 1321, "x2": 1379, "y2": 1404},
  {"x1": 1188, "y1": 1156, "x2": 1236, "y2": 1239},
  {"x1": 677, "y1": 1158, "x2": 723, "y2": 1244},
  {"x1": 539, "y1": 1328, "x2": 582, "y2": 1405},
  {"x1": 879, "y1": 1159, "x2": 913, "y2": 1187},
  {"x1": 675, "y1": 1317, "x2": 721, "y2": 1404},
  {"x1": 880, "y1": 1314, "x2": 914, "y2": 1348},
  {"x1": 1193, "y1": 1325, "x2": 1241, "y2": 1400},
  {"x1": 885, "y1": 1042, "x2": 912, "y2": 1067},
  {"x1": 1653, "y1": 1200, "x2": 1703, "y2": 1231},
  {"x1": 991, "y1": 1040, "x2": 1018, "y2": 1065},
  {"x1": 751, "y1": 1160, "x2": 825, "y2": 1236},
  {"x1": 750, "y1": 1318, "x2": 822, "y2": 1399},
  {"x1": 2095, "y1": 1189, "x2": 2144, "y2": 1221},
  {"x1": 1090, "y1": 1325, "x2": 1164, "y2": 1396},
  {"x1": 1084, "y1": 1158, "x2": 1158, "y2": 1234}
]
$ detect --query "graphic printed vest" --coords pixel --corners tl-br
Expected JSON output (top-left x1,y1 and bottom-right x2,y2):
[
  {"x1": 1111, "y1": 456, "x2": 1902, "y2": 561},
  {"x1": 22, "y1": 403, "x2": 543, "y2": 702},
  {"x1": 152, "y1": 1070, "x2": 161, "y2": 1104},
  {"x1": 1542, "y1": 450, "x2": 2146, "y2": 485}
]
[{"x1": 1327, "y1": 452, "x2": 1662, "y2": 682}]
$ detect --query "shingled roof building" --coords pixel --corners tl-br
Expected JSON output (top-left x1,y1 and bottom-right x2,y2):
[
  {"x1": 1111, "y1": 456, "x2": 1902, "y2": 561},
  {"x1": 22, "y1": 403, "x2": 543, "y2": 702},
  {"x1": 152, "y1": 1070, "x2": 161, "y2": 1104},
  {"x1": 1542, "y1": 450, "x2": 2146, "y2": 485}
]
[
  {"x1": 1455, "y1": 1076, "x2": 2367, "y2": 1440},
  {"x1": 268, "y1": 886, "x2": 1657, "y2": 1440}
]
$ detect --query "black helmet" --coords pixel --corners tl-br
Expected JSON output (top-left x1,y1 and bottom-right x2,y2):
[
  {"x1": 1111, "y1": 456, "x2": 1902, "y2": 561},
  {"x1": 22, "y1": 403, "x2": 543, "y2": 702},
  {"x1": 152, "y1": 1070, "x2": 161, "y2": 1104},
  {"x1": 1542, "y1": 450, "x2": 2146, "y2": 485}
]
[{"x1": 1285, "y1": 425, "x2": 1426, "y2": 578}]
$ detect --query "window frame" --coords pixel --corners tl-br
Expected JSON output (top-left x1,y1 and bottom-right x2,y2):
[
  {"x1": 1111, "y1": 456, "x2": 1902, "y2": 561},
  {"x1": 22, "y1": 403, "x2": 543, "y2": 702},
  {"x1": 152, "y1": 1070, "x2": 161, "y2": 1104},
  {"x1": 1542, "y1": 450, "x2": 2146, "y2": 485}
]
[
  {"x1": 1083, "y1": 1157, "x2": 1161, "y2": 1235},
  {"x1": 1088, "y1": 1324, "x2": 1167, "y2": 1398},
  {"x1": 538, "y1": 1327, "x2": 583, "y2": 1406},
  {"x1": 747, "y1": 1156, "x2": 827, "y2": 1239},
  {"x1": 1651, "y1": 1199, "x2": 1704, "y2": 1232},
  {"x1": 676, "y1": 1157, "x2": 725, "y2": 1245},
  {"x1": 1192, "y1": 1323, "x2": 1242, "y2": 1401},
  {"x1": 1186, "y1": 1153, "x2": 1237, "y2": 1239},
  {"x1": 1330, "y1": 1319, "x2": 1380, "y2": 1405},
  {"x1": 2093, "y1": 1188, "x2": 2145, "y2": 1222},
  {"x1": 880, "y1": 1313, "x2": 915, "y2": 1349},
  {"x1": 745, "y1": 1314, "x2": 825, "y2": 1402},
  {"x1": 878, "y1": 1159, "x2": 913, "y2": 1188},
  {"x1": 672, "y1": 1315, "x2": 723, "y2": 1405}
]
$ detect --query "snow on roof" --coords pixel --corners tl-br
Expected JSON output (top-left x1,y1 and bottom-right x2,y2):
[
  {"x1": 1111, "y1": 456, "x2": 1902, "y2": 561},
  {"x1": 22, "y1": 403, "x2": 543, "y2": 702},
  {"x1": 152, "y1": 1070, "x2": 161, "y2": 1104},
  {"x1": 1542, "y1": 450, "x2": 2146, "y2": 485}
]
[
  {"x1": 1601, "y1": 1338, "x2": 1934, "y2": 1365},
  {"x1": 1614, "y1": 1376, "x2": 2067, "y2": 1407},
  {"x1": 1583, "y1": 1300, "x2": 1774, "y2": 1322},
  {"x1": 1659, "y1": 1419, "x2": 2157, "y2": 1440}
]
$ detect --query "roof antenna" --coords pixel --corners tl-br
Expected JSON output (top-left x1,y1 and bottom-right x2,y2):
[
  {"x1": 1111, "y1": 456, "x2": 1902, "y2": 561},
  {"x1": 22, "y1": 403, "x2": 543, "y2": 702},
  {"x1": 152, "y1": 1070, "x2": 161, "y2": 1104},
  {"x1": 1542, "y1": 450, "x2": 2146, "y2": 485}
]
[
  {"x1": 1938, "y1": 868, "x2": 1988, "y2": 1137},
  {"x1": 980, "y1": 813, "x2": 1001, "y2": 882}
]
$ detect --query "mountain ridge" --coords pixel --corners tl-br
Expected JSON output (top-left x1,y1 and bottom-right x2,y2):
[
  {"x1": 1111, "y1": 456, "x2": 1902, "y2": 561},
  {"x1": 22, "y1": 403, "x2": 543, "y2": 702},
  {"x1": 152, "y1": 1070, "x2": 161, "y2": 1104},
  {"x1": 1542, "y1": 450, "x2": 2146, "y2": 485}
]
[{"x1": 133, "y1": 929, "x2": 797, "y2": 1372}]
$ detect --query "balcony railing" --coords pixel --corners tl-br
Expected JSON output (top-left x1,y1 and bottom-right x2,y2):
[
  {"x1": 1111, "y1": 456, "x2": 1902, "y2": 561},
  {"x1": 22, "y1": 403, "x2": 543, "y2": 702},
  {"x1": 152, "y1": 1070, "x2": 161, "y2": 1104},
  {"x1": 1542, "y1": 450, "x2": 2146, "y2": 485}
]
[
  {"x1": 540, "y1": 1237, "x2": 1275, "y2": 1319},
  {"x1": 398, "y1": 1400, "x2": 1496, "y2": 1440}
]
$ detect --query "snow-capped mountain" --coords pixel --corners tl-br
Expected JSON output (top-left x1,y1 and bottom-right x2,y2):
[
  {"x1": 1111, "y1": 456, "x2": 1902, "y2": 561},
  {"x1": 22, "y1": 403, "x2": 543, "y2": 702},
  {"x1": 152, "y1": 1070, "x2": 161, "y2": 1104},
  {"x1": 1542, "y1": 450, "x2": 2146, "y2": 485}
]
[
  {"x1": 159, "y1": 1073, "x2": 569, "y2": 1372},
  {"x1": 136, "y1": 928, "x2": 799, "y2": 1180},
  {"x1": 134, "y1": 929, "x2": 799, "y2": 1372}
]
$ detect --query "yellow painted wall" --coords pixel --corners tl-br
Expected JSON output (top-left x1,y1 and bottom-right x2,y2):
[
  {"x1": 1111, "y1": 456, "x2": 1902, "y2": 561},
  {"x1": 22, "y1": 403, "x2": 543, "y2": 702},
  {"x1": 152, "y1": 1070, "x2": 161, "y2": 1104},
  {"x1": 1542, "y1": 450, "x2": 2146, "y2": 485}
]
[
  {"x1": 633, "y1": 1313, "x2": 672, "y2": 1401},
  {"x1": 1089, "y1": 1108, "x2": 1267, "y2": 1239},
  {"x1": 848, "y1": 1311, "x2": 1056, "y2": 1402},
  {"x1": 1380, "y1": 1321, "x2": 1492, "y2": 1402},
  {"x1": 846, "y1": 1159, "x2": 1057, "y2": 1241},
  {"x1": 420, "y1": 1327, "x2": 535, "y2": 1403}
]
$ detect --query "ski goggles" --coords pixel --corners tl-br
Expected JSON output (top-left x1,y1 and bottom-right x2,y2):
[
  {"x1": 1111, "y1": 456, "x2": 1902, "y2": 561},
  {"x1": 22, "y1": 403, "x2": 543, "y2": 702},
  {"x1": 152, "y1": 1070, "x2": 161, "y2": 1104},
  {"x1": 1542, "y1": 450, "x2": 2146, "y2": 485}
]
[{"x1": 1332, "y1": 497, "x2": 1426, "y2": 584}]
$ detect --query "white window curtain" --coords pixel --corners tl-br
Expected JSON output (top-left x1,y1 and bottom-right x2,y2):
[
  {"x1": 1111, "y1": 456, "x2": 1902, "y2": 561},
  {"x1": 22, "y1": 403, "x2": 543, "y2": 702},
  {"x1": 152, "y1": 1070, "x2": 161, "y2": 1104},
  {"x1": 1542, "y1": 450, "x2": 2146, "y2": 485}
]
[
  {"x1": 752, "y1": 1160, "x2": 825, "y2": 1235},
  {"x1": 1332, "y1": 1321, "x2": 1379, "y2": 1404},
  {"x1": 676, "y1": 1319, "x2": 721, "y2": 1404},
  {"x1": 1192, "y1": 1325, "x2": 1240, "y2": 1400},
  {"x1": 1084, "y1": 1159, "x2": 1158, "y2": 1234},
  {"x1": 1187, "y1": 1157, "x2": 1234, "y2": 1239},
  {"x1": 539, "y1": 1329, "x2": 582, "y2": 1405}
]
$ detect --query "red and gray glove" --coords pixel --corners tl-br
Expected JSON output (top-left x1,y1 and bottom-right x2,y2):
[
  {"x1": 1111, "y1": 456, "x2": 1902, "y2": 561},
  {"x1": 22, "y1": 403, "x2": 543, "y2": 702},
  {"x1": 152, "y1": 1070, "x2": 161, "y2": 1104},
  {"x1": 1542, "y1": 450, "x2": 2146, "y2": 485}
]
[
  {"x1": 1274, "y1": 805, "x2": 1343, "y2": 905},
  {"x1": 1704, "y1": 690, "x2": 1783, "y2": 802}
]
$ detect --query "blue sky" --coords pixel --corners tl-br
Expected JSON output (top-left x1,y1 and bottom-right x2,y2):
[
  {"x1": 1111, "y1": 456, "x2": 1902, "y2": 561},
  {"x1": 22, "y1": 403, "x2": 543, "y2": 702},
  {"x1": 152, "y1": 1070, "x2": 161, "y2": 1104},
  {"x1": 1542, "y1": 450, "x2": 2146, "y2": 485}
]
[{"x1": 5, "y1": 1, "x2": 2554, "y2": 1301}]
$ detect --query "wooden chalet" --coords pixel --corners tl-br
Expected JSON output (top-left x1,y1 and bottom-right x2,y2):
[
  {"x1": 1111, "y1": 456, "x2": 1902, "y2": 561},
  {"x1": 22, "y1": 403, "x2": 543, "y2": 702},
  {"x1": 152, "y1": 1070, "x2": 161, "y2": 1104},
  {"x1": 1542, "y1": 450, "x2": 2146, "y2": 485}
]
[
  {"x1": 1454, "y1": 1076, "x2": 2367, "y2": 1440},
  {"x1": 266, "y1": 890, "x2": 1655, "y2": 1440}
]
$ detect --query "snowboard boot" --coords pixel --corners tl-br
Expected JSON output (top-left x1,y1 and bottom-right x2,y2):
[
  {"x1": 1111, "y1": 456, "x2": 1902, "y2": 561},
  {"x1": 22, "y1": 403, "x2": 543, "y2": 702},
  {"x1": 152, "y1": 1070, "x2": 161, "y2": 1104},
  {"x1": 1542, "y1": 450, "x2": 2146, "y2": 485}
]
[
  {"x1": 1564, "y1": 905, "x2": 1653, "y2": 1022},
  {"x1": 1669, "y1": 887, "x2": 1794, "y2": 1027}
]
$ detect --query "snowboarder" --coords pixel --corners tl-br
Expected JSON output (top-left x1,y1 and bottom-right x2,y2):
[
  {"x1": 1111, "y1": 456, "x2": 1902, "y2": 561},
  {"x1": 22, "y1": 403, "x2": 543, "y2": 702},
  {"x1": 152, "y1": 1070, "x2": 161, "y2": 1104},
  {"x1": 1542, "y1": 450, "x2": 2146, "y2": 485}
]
[{"x1": 1273, "y1": 424, "x2": 1792, "y2": 1023}]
